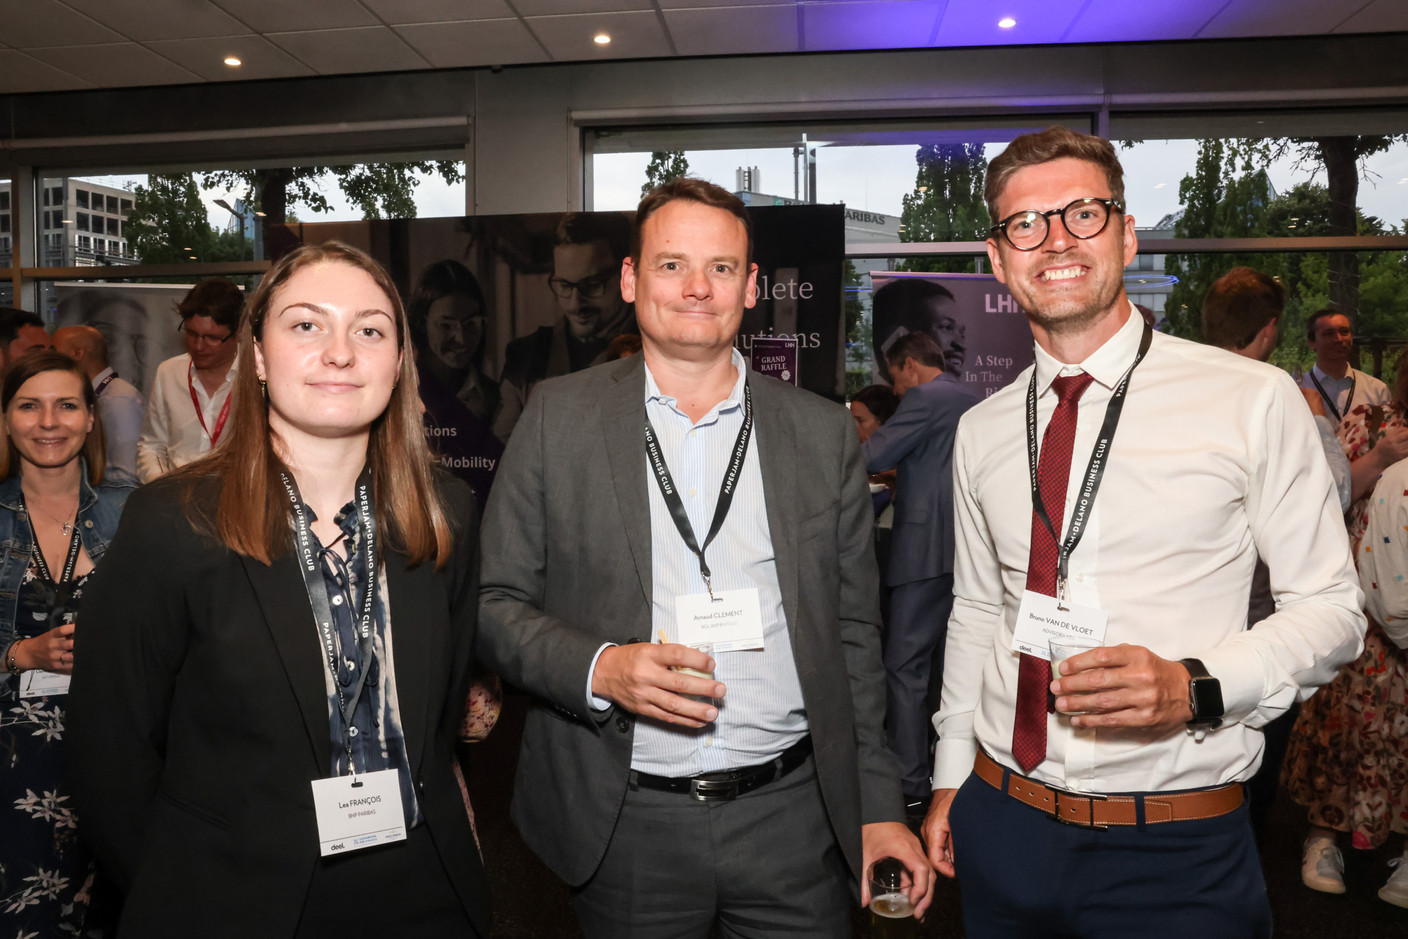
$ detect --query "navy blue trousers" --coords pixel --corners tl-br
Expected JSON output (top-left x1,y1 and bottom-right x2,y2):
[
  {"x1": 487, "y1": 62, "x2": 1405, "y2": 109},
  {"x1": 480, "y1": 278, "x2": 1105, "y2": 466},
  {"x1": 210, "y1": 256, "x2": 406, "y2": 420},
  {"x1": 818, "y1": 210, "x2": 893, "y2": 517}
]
[{"x1": 948, "y1": 768, "x2": 1272, "y2": 939}]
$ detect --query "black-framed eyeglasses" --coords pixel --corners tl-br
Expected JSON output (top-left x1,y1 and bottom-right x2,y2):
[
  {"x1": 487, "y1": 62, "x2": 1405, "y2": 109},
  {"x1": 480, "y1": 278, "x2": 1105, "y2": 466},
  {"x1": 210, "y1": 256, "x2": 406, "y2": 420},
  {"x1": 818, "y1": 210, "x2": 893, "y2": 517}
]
[
  {"x1": 178, "y1": 322, "x2": 235, "y2": 345},
  {"x1": 547, "y1": 270, "x2": 615, "y2": 300},
  {"x1": 989, "y1": 198, "x2": 1124, "y2": 251}
]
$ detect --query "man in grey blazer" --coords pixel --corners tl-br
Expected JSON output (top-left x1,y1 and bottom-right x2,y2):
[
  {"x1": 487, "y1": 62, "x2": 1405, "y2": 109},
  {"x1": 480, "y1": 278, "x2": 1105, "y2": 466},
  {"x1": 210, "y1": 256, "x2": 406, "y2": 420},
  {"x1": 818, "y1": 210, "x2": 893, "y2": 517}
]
[
  {"x1": 478, "y1": 177, "x2": 932, "y2": 936},
  {"x1": 863, "y1": 330, "x2": 980, "y2": 807}
]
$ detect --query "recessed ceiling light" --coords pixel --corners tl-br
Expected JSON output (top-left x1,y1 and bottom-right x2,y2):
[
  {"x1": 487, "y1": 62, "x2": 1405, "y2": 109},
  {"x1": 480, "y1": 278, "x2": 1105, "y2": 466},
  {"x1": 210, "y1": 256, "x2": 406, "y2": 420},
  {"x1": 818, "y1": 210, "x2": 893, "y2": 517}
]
[
  {"x1": 593, "y1": 33, "x2": 611, "y2": 45},
  {"x1": 998, "y1": 17, "x2": 1016, "y2": 29},
  {"x1": 224, "y1": 56, "x2": 242, "y2": 67}
]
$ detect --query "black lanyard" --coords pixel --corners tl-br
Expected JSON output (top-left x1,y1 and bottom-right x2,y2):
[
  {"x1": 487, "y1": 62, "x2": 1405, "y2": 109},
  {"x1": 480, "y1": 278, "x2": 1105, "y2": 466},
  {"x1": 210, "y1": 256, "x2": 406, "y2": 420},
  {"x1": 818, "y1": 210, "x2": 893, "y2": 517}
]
[
  {"x1": 281, "y1": 467, "x2": 378, "y2": 774},
  {"x1": 21, "y1": 494, "x2": 84, "y2": 631},
  {"x1": 1309, "y1": 369, "x2": 1352, "y2": 424},
  {"x1": 644, "y1": 383, "x2": 752, "y2": 600},
  {"x1": 94, "y1": 372, "x2": 117, "y2": 397},
  {"x1": 1025, "y1": 320, "x2": 1152, "y2": 600}
]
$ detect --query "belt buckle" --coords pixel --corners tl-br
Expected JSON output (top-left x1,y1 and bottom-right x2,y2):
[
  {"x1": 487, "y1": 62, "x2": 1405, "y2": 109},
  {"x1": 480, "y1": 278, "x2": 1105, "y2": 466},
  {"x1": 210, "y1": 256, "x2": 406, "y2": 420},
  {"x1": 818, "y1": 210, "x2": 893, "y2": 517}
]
[
  {"x1": 690, "y1": 778, "x2": 739, "y2": 802},
  {"x1": 1051, "y1": 787, "x2": 1108, "y2": 830}
]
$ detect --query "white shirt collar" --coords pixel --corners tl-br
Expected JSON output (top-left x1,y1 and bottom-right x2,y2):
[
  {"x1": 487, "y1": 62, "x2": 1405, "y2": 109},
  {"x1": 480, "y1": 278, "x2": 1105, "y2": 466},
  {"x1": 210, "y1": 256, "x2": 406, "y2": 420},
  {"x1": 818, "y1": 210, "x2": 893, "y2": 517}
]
[
  {"x1": 644, "y1": 347, "x2": 749, "y2": 417},
  {"x1": 1032, "y1": 300, "x2": 1145, "y2": 397}
]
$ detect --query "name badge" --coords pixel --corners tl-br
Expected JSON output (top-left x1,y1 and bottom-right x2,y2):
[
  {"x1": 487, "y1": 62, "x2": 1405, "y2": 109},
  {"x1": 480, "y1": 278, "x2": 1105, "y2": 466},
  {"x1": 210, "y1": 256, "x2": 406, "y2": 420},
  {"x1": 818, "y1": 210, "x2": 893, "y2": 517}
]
[
  {"x1": 310, "y1": 768, "x2": 406, "y2": 857},
  {"x1": 1010, "y1": 590, "x2": 1108, "y2": 660},
  {"x1": 20, "y1": 670, "x2": 70, "y2": 699},
  {"x1": 675, "y1": 587, "x2": 765, "y2": 652}
]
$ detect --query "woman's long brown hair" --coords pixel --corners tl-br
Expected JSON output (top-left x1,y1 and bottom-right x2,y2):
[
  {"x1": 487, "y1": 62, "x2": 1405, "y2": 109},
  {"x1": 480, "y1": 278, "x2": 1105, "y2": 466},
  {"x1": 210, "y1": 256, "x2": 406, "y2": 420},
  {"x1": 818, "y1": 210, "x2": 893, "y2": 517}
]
[{"x1": 172, "y1": 241, "x2": 453, "y2": 569}]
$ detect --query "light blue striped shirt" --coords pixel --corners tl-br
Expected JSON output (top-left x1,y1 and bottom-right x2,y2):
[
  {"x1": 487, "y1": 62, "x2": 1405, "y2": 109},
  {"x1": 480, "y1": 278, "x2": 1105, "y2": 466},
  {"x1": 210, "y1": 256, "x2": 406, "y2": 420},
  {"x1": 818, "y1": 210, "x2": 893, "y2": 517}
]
[{"x1": 630, "y1": 350, "x2": 808, "y2": 776}]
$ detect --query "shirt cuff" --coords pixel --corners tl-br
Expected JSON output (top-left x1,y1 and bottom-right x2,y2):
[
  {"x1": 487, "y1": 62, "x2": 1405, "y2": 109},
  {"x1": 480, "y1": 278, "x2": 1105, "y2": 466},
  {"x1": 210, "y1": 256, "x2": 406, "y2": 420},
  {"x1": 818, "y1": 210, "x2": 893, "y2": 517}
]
[
  {"x1": 586, "y1": 642, "x2": 616, "y2": 712},
  {"x1": 1195, "y1": 642, "x2": 1292, "y2": 727},
  {"x1": 932, "y1": 732, "x2": 979, "y2": 790}
]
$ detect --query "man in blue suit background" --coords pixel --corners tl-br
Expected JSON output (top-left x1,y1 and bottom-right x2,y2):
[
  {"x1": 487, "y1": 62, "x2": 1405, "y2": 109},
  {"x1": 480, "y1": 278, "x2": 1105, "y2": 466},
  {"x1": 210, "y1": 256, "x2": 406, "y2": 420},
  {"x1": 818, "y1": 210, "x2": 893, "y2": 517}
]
[{"x1": 863, "y1": 329, "x2": 980, "y2": 809}]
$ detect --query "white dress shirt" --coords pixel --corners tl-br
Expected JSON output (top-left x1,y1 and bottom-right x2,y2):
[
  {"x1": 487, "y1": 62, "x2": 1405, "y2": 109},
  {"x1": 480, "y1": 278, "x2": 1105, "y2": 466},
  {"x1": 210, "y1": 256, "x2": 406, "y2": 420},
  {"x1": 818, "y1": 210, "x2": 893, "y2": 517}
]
[
  {"x1": 1302, "y1": 364, "x2": 1390, "y2": 424},
  {"x1": 1359, "y1": 457, "x2": 1408, "y2": 649},
  {"x1": 93, "y1": 366, "x2": 145, "y2": 486},
  {"x1": 934, "y1": 304, "x2": 1366, "y2": 794},
  {"x1": 136, "y1": 353, "x2": 238, "y2": 483}
]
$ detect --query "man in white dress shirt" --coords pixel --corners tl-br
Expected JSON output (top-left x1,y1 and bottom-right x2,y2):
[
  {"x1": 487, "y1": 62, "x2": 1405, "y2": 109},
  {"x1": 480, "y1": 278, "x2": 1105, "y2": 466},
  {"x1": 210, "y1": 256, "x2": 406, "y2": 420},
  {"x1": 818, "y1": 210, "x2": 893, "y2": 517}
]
[
  {"x1": 136, "y1": 278, "x2": 242, "y2": 482},
  {"x1": 1300, "y1": 308, "x2": 1390, "y2": 425},
  {"x1": 54, "y1": 325, "x2": 145, "y2": 486},
  {"x1": 920, "y1": 126, "x2": 1366, "y2": 938}
]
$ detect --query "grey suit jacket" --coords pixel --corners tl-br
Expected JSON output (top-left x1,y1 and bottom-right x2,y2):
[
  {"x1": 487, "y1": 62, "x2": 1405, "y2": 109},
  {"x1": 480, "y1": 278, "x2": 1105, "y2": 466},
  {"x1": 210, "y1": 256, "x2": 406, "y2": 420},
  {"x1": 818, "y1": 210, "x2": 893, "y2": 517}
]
[
  {"x1": 478, "y1": 354, "x2": 902, "y2": 888},
  {"x1": 862, "y1": 371, "x2": 978, "y2": 586}
]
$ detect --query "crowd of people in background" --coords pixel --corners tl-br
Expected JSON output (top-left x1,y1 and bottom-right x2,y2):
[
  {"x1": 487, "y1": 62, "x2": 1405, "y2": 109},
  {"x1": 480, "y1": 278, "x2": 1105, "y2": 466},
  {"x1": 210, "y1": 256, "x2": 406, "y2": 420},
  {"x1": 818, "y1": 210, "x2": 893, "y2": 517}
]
[{"x1": 0, "y1": 125, "x2": 1402, "y2": 937}]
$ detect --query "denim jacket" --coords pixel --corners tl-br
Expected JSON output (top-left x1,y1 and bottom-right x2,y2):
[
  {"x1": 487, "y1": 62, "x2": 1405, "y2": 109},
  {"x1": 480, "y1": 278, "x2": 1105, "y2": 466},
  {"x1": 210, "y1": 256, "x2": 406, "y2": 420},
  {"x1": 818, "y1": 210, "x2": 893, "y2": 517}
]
[{"x1": 0, "y1": 465, "x2": 133, "y2": 698}]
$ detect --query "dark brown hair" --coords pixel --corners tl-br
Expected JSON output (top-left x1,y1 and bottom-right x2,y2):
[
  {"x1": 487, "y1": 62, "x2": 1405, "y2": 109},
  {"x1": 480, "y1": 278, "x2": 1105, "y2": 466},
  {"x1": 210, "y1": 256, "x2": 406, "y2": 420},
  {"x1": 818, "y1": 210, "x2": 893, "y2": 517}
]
[
  {"x1": 173, "y1": 241, "x2": 453, "y2": 569},
  {"x1": 177, "y1": 277, "x2": 245, "y2": 334},
  {"x1": 985, "y1": 126, "x2": 1126, "y2": 224},
  {"x1": 1201, "y1": 267, "x2": 1285, "y2": 351},
  {"x1": 0, "y1": 350, "x2": 104, "y2": 484},
  {"x1": 851, "y1": 384, "x2": 899, "y2": 425},
  {"x1": 632, "y1": 177, "x2": 753, "y2": 268},
  {"x1": 1306, "y1": 308, "x2": 1351, "y2": 342}
]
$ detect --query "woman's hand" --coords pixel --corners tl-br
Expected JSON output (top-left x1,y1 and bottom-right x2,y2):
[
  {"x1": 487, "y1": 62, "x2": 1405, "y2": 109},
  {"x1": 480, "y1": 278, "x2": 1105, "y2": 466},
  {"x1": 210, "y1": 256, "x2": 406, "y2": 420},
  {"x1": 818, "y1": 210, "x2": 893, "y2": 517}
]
[{"x1": 15, "y1": 623, "x2": 76, "y2": 674}]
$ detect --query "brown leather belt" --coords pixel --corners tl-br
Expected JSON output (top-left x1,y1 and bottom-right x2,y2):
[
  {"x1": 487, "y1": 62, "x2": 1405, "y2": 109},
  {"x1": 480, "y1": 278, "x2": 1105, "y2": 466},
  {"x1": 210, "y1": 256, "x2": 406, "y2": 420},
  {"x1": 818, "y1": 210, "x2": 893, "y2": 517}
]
[{"x1": 974, "y1": 749, "x2": 1244, "y2": 829}]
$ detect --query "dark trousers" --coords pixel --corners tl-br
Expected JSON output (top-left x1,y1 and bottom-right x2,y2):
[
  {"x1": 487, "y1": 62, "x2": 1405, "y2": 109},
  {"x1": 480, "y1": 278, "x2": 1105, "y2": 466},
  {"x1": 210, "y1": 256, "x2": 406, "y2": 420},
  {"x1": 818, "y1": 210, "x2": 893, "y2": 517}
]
[
  {"x1": 885, "y1": 574, "x2": 954, "y2": 798},
  {"x1": 571, "y1": 756, "x2": 851, "y2": 938},
  {"x1": 948, "y1": 768, "x2": 1272, "y2": 939}
]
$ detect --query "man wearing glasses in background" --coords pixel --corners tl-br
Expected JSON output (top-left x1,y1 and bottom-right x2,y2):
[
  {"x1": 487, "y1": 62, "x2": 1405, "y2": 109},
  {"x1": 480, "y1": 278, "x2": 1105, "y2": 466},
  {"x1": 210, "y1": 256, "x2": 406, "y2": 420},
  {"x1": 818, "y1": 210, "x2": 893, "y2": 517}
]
[
  {"x1": 921, "y1": 126, "x2": 1364, "y2": 938},
  {"x1": 493, "y1": 212, "x2": 637, "y2": 441},
  {"x1": 136, "y1": 277, "x2": 242, "y2": 482}
]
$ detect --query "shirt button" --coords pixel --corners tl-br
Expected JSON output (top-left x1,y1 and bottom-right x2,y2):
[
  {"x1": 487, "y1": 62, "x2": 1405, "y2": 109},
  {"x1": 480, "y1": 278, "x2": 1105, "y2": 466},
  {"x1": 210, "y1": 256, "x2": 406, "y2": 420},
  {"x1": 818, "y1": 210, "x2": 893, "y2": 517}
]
[
  {"x1": 348, "y1": 726, "x2": 359, "y2": 737},
  {"x1": 332, "y1": 595, "x2": 344, "y2": 606},
  {"x1": 615, "y1": 715, "x2": 631, "y2": 733},
  {"x1": 704, "y1": 736, "x2": 714, "y2": 747},
  {"x1": 688, "y1": 487, "x2": 697, "y2": 498},
  {"x1": 84, "y1": 520, "x2": 94, "y2": 529}
]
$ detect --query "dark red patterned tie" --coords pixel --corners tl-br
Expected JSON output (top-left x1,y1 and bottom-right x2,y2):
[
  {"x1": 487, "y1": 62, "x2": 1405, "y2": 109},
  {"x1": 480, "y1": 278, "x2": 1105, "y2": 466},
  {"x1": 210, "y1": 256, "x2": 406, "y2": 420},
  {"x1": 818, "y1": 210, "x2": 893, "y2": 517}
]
[{"x1": 1012, "y1": 371, "x2": 1095, "y2": 773}]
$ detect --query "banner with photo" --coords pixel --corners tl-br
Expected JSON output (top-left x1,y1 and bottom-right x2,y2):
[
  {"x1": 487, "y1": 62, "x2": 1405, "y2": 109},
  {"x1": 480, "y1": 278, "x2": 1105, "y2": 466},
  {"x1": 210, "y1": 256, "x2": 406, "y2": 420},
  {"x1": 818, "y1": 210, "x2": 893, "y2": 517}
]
[
  {"x1": 50, "y1": 283, "x2": 192, "y2": 397},
  {"x1": 274, "y1": 204, "x2": 845, "y2": 508},
  {"x1": 866, "y1": 271, "x2": 1035, "y2": 401}
]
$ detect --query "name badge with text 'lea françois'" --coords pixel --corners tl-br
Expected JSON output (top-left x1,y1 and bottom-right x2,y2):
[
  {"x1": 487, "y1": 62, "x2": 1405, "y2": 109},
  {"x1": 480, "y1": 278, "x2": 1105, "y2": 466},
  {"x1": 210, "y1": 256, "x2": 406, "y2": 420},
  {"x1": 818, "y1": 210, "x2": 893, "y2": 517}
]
[
  {"x1": 1010, "y1": 590, "x2": 1108, "y2": 660},
  {"x1": 20, "y1": 669, "x2": 70, "y2": 699},
  {"x1": 310, "y1": 768, "x2": 406, "y2": 857},
  {"x1": 675, "y1": 587, "x2": 765, "y2": 652}
]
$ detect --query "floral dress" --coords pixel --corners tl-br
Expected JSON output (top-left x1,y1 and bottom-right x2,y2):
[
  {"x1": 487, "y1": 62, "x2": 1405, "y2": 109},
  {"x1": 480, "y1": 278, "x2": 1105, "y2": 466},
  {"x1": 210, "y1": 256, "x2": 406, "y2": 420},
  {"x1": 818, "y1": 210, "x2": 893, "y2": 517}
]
[
  {"x1": 1282, "y1": 403, "x2": 1408, "y2": 850},
  {"x1": 0, "y1": 559, "x2": 99, "y2": 937}
]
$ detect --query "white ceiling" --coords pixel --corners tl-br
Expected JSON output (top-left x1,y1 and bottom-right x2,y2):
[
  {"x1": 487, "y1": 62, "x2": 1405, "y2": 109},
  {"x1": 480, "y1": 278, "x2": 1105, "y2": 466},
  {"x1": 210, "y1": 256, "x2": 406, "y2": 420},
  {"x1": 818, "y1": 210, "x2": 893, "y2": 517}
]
[{"x1": 0, "y1": 0, "x2": 1404, "y2": 95}]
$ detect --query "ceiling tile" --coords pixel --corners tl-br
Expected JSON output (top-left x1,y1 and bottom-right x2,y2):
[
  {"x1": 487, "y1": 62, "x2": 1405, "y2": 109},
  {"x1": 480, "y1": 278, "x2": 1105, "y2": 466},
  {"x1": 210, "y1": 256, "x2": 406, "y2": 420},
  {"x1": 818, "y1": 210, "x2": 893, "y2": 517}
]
[
  {"x1": 515, "y1": 0, "x2": 653, "y2": 13},
  {"x1": 800, "y1": 1, "x2": 944, "y2": 51},
  {"x1": 662, "y1": 0, "x2": 796, "y2": 7},
  {"x1": 935, "y1": 0, "x2": 1091, "y2": 46},
  {"x1": 663, "y1": 5, "x2": 798, "y2": 56},
  {"x1": 526, "y1": 10, "x2": 672, "y2": 60},
  {"x1": 145, "y1": 34, "x2": 316, "y2": 81},
  {"x1": 1060, "y1": 0, "x2": 1220, "y2": 43},
  {"x1": 26, "y1": 42, "x2": 204, "y2": 87},
  {"x1": 1198, "y1": 0, "x2": 1354, "y2": 38},
  {"x1": 358, "y1": 0, "x2": 515, "y2": 25},
  {"x1": 59, "y1": 0, "x2": 249, "y2": 41},
  {"x1": 267, "y1": 26, "x2": 430, "y2": 73},
  {"x1": 0, "y1": 50, "x2": 94, "y2": 93},
  {"x1": 0, "y1": 0, "x2": 124, "y2": 48},
  {"x1": 396, "y1": 18, "x2": 550, "y2": 67},
  {"x1": 1334, "y1": 0, "x2": 1408, "y2": 33},
  {"x1": 208, "y1": 0, "x2": 379, "y2": 33}
]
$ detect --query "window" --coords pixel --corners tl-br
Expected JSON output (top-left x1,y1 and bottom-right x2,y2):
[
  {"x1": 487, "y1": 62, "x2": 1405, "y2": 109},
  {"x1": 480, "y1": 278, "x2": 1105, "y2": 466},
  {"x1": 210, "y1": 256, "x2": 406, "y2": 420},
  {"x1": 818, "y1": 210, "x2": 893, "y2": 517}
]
[
  {"x1": 1, "y1": 215, "x2": 10, "y2": 234},
  {"x1": 106, "y1": 217, "x2": 118, "y2": 236},
  {"x1": 51, "y1": 186, "x2": 63, "y2": 207},
  {"x1": 105, "y1": 195, "x2": 119, "y2": 214},
  {"x1": 120, "y1": 198, "x2": 133, "y2": 216},
  {"x1": 76, "y1": 212, "x2": 88, "y2": 231},
  {"x1": 0, "y1": 191, "x2": 11, "y2": 211},
  {"x1": 75, "y1": 189, "x2": 88, "y2": 209},
  {"x1": 77, "y1": 235, "x2": 91, "y2": 250}
]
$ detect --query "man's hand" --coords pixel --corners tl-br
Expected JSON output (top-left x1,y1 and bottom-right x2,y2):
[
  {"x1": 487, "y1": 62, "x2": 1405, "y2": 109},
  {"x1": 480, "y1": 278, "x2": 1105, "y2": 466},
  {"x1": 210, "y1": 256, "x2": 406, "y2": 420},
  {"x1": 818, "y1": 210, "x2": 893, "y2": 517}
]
[
  {"x1": 920, "y1": 789, "x2": 958, "y2": 878},
  {"x1": 590, "y1": 643, "x2": 724, "y2": 727},
  {"x1": 1050, "y1": 643, "x2": 1191, "y2": 734},
  {"x1": 1300, "y1": 387, "x2": 1328, "y2": 420},
  {"x1": 861, "y1": 821, "x2": 935, "y2": 920}
]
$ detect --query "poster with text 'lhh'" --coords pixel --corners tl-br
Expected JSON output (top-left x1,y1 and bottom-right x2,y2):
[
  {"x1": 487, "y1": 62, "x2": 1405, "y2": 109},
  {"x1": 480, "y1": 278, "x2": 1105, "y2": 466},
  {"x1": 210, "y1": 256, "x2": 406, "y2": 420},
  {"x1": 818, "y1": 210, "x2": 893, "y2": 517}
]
[
  {"x1": 867, "y1": 271, "x2": 1034, "y2": 400},
  {"x1": 273, "y1": 205, "x2": 844, "y2": 509}
]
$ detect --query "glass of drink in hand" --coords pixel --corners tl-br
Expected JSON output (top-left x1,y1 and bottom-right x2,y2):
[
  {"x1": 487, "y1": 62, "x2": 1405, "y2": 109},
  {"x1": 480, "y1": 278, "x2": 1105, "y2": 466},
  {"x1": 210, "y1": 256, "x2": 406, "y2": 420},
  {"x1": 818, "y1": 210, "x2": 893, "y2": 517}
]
[{"x1": 869, "y1": 857, "x2": 915, "y2": 938}]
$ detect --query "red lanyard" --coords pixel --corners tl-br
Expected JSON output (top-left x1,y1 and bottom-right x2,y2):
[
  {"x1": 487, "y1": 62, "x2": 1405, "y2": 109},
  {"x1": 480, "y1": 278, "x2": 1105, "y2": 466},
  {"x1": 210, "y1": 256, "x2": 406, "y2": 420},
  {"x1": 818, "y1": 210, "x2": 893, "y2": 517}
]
[{"x1": 188, "y1": 361, "x2": 232, "y2": 446}]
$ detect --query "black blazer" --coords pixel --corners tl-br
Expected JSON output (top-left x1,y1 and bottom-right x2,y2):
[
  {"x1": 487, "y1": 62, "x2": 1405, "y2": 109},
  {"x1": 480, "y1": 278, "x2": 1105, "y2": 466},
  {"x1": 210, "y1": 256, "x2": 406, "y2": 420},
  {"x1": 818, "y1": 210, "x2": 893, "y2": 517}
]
[{"x1": 68, "y1": 474, "x2": 489, "y2": 937}]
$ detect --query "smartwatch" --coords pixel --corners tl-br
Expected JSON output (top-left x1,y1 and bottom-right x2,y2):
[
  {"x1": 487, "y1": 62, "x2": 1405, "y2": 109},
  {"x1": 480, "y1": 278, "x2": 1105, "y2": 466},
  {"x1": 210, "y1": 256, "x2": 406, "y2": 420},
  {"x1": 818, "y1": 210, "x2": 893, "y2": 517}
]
[{"x1": 1180, "y1": 658, "x2": 1224, "y2": 730}]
